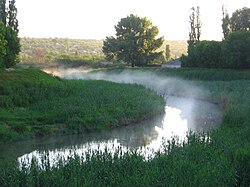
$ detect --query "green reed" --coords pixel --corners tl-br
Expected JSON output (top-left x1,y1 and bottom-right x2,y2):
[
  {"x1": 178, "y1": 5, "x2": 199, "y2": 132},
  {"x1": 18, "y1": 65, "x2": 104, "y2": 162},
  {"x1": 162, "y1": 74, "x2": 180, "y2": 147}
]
[{"x1": 0, "y1": 68, "x2": 165, "y2": 142}]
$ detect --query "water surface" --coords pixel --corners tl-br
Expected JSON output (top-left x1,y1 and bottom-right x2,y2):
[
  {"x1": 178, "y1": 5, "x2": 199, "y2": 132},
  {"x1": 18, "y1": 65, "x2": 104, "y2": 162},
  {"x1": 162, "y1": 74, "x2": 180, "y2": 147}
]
[{"x1": 0, "y1": 69, "x2": 222, "y2": 164}]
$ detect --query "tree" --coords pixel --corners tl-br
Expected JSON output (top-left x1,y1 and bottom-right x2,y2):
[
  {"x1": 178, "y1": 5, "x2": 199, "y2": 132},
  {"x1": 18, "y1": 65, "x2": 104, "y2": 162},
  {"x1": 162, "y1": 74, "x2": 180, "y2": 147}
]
[
  {"x1": 221, "y1": 31, "x2": 250, "y2": 69},
  {"x1": 3, "y1": 25, "x2": 20, "y2": 67},
  {"x1": 196, "y1": 6, "x2": 202, "y2": 41},
  {"x1": 8, "y1": 0, "x2": 18, "y2": 33},
  {"x1": 188, "y1": 6, "x2": 201, "y2": 45},
  {"x1": 165, "y1": 44, "x2": 170, "y2": 60},
  {"x1": 231, "y1": 7, "x2": 250, "y2": 32},
  {"x1": 0, "y1": 0, "x2": 6, "y2": 25},
  {"x1": 0, "y1": 0, "x2": 20, "y2": 68},
  {"x1": 103, "y1": 14, "x2": 164, "y2": 67},
  {"x1": 222, "y1": 5, "x2": 231, "y2": 40},
  {"x1": 0, "y1": 22, "x2": 7, "y2": 67},
  {"x1": 188, "y1": 7, "x2": 196, "y2": 46},
  {"x1": 186, "y1": 6, "x2": 202, "y2": 67}
]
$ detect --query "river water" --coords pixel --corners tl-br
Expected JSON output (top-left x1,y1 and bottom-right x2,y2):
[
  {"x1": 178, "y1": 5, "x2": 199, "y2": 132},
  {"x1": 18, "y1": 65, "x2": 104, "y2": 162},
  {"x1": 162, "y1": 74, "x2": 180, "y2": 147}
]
[{"x1": 0, "y1": 68, "x2": 222, "y2": 164}]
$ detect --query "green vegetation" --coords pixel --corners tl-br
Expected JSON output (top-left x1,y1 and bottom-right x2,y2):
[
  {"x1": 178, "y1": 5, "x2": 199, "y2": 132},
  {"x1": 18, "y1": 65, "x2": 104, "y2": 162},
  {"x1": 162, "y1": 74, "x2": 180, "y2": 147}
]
[
  {"x1": 0, "y1": 0, "x2": 20, "y2": 68},
  {"x1": 222, "y1": 7, "x2": 250, "y2": 39},
  {"x1": 1, "y1": 68, "x2": 250, "y2": 186},
  {"x1": 0, "y1": 68, "x2": 165, "y2": 142},
  {"x1": 103, "y1": 14, "x2": 164, "y2": 67},
  {"x1": 183, "y1": 7, "x2": 250, "y2": 69},
  {"x1": 19, "y1": 38, "x2": 105, "y2": 66},
  {"x1": 182, "y1": 31, "x2": 250, "y2": 69},
  {"x1": 19, "y1": 38, "x2": 187, "y2": 67}
]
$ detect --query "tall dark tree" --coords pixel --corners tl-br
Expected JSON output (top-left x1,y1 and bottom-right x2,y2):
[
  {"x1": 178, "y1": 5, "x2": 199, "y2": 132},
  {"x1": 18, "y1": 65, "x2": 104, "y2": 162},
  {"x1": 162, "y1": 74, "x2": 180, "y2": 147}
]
[
  {"x1": 0, "y1": 0, "x2": 20, "y2": 68},
  {"x1": 196, "y1": 6, "x2": 202, "y2": 41},
  {"x1": 165, "y1": 44, "x2": 170, "y2": 60},
  {"x1": 186, "y1": 6, "x2": 202, "y2": 67},
  {"x1": 0, "y1": 0, "x2": 7, "y2": 25},
  {"x1": 231, "y1": 7, "x2": 250, "y2": 32},
  {"x1": 8, "y1": 0, "x2": 18, "y2": 33},
  {"x1": 188, "y1": 6, "x2": 201, "y2": 45},
  {"x1": 103, "y1": 14, "x2": 164, "y2": 67},
  {"x1": 188, "y1": 7, "x2": 196, "y2": 46},
  {"x1": 222, "y1": 5, "x2": 231, "y2": 39}
]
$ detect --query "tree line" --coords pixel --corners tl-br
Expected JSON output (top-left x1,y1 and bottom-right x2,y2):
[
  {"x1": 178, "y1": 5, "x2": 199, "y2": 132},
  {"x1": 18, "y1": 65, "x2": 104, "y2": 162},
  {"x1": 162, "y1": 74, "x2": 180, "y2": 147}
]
[
  {"x1": 182, "y1": 7, "x2": 250, "y2": 69},
  {"x1": 0, "y1": 0, "x2": 20, "y2": 68}
]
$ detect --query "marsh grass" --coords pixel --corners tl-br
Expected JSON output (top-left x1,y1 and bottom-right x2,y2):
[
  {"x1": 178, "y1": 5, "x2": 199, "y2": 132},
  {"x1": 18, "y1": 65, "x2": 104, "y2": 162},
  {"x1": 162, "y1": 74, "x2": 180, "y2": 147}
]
[
  {"x1": 0, "y1": 133, "x2": 236, "y2": 187},
  {"x1": 0, "y1": 68, "x2": 165, "y2": 142},
  {"x1": 1, "y1": 67, "x2": 250, "y2": 186}
]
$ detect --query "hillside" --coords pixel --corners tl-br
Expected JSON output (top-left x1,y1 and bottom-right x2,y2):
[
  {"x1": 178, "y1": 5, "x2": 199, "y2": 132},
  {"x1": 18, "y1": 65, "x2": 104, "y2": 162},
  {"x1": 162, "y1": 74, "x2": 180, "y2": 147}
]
[{"x1": 19, "y1": 38, "x2": 187, "y2": 64}]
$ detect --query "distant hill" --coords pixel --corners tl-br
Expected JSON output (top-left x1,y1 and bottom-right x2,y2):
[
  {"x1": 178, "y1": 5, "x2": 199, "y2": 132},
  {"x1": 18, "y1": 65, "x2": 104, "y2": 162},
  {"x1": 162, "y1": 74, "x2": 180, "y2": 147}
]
[
  {"x1": 161, "y1": 40, "x2": 187, "y2": 59},
  {"x1": 19, "y1": 38, "x2": 187, "y2": 64}
]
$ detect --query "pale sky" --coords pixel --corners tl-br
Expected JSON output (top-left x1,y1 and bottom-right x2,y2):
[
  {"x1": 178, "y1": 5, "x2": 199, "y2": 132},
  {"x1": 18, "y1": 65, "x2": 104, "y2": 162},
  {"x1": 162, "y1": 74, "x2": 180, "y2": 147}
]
[{"x1": 16, "y1": 0, "x2": 249, "y2": 41}]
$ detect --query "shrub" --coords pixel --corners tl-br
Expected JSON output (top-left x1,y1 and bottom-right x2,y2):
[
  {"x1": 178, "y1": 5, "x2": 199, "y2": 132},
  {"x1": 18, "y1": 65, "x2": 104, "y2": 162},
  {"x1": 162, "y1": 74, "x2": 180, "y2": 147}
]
[{"x1": 221, "y1": 31, "x2": 250, "y2": 69}]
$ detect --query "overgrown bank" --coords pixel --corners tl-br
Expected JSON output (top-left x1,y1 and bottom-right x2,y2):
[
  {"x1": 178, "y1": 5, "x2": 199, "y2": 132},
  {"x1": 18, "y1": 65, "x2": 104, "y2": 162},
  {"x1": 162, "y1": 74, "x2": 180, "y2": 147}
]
[
  {"x1": 0, "y1": 68, "x2": 165, "y2": 142},
  {"x1": 1, "y1": 67, "x2": 250, "y2": 186}
]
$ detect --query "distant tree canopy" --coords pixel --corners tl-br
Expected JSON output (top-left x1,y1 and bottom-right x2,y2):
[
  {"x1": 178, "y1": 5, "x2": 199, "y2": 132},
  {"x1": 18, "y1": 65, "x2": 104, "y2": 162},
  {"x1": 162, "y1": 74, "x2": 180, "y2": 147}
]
[
  {"x1": 103, "y1": 14, "x2": 164, "y2": 67},
  {"x1": 221, "y1": 31, "x2": 250, "y2": 69},
  {"x1": 0, "y1": 0, "x2": 20, "y2": 68},
  {"x1": 182, "y1": 6, "x2": 250, "y2": 69},
  {"x1": 222, "y1": 7, "x2": 250, "y2": 39},
  {"x1": 182, "y1": 31, "x2": 250, "y2": 69}
]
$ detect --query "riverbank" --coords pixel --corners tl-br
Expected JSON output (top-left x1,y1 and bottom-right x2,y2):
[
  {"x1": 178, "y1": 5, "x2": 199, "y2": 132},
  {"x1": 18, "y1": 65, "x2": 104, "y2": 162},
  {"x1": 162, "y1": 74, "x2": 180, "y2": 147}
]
[
  {"x1": 0, "y1": 68, "x2": 165, "y2": 143},
  {"x1": 1, "y1": 67, "x2": 250, "y2": 186}
]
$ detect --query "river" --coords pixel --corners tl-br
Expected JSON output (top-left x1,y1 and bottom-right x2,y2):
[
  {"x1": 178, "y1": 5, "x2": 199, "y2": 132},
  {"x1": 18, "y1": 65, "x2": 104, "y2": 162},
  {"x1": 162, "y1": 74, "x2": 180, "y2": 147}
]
[{"x1": 0, "y1": 68, "x2": 222, "y2": 164}]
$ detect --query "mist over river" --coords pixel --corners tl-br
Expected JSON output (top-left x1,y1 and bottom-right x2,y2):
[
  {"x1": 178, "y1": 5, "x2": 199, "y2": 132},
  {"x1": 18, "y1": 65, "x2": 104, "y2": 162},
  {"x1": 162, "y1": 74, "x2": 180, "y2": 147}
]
[{"x1": 1, "y1": 68, "x2": 222, "y2": 164}]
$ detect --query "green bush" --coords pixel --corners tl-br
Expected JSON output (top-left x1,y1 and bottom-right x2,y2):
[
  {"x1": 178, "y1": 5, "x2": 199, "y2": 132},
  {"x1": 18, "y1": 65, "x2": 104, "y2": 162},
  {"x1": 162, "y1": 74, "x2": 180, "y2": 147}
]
[
  {"x1": 183, "y1": 41, "x2": 221, "y2": 68},
  {"x1": 221, "y1": 31, "x2": 250, "y2": 69},
  {"x1": 183, "y1": 31, "x2": 250, "y2": 69}
]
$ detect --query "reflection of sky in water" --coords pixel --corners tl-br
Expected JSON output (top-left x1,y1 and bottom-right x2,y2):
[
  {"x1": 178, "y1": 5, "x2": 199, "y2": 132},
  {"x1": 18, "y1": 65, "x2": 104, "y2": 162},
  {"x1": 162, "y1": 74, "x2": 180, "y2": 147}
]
[
  {"x1": 146, "y1": 106, "x2": 188, "y2": 151},
  {"x1": 18, "y1": 105, "x2": 190, "y2": 166},
  {"x1": 10, "y1": 69, "x2": 222, "y2": 166}
]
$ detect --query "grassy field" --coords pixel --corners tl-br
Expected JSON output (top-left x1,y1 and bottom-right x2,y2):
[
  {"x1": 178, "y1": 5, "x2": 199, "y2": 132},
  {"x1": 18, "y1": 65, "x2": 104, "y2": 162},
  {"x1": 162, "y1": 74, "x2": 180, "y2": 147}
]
[
  {"x1": 1, "y1": 67, "x2": 250, "y2": 186},
  {"x1": 0, "y1": 68, "x2": 165, "y2": 142}
]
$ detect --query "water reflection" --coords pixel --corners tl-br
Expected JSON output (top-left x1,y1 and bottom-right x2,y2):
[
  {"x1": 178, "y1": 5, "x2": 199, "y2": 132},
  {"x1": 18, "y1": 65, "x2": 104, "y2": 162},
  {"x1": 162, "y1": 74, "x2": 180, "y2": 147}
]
[
  {"x1": 0, "y1": 69, "x2": 222, "y2": 165},
  {"x1": 15, "y1": 95, "x2": 221, "y2": 165}
]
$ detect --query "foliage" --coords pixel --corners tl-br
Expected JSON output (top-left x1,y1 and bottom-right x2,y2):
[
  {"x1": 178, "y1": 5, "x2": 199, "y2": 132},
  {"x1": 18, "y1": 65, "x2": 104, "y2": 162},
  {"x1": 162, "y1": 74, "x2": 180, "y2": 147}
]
[
  {"x1": 188, "y1": 6, "x2": 201, "y2": 46},
  {"x1": 0, "y1": 0, "x2": 19, "y2": 68},
  {"x1": 0, "y1": 0, "x2": 6, "y2": 25},
  {"x1": 0, "y1": 23, "x2": 7, "y2": 67},
  {"x1": 222, "y1": 7, "x2": 250, "y2": 39},
  {"x1": 7, "y1": 0, "x2": 18, "y2": 33},
  {"x1": 1, "y1": 68, "x2": 250, "y2": 186},
  {"x1": 103, "y1": 14, "x2": 164, "y2": 67},
  {"x1": 222, "y1": 5, "x2": 231, "y2": 39},
  {"x1": 19, "y1": 38, "x2": 187, "y2": 66},
  {"x1": 183, "y1": 40, "x2": 222, "y2": 68},
  {"x1": 3, "y1": 24, "x2": 20, "y2": 68},
  {"x1": 221, "y1": 31, "x2": 250, "y2": 69},
  {"x1": 231, "y1": 7, "x2": 250, "y2": 32},
  {"x1": 165, "y1": 44, "x2": 170, "y2": 60},
  {"x1": 0, "y1": 22, "x2": 20, "y2": 68},
  {"x1": 183, "y1": 31, "x2": 250, "y2": 69},
  {"x1": 0, "y1": 133, "x2": 235, "y2": 187},
  {"x1": 19, "y1": 38, "x2": 105, "y2": 65},
  {"x1": 0, "y1": 68, "x2": 165, "y2": 141}
]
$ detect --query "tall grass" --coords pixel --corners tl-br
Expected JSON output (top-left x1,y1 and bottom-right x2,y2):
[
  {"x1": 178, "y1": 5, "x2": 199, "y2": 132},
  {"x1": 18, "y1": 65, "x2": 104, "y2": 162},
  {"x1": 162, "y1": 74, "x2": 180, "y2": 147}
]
[
  {"x1": 158, "y1": 67, "x2": 250, "y2": 186},
  {"x1": 1, "y1": 67, "x2": 250, "y2": 186},
  {"x1": 0, "y1": 68, "x2": 165, "y2": 142},
  {"x1": 0, "y1": 133, "x2": 235, "y2": 187}
]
